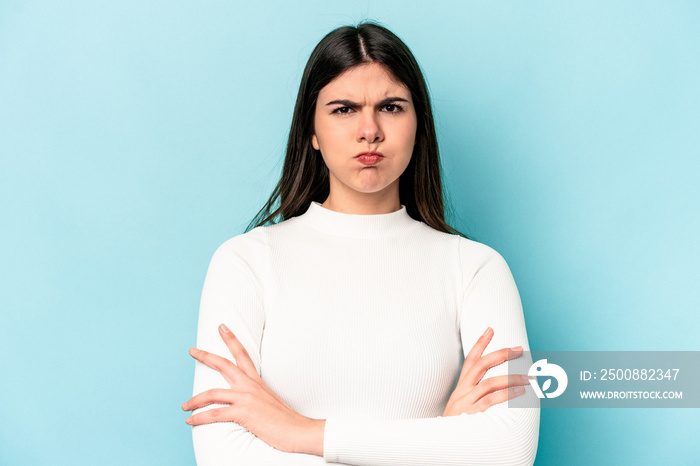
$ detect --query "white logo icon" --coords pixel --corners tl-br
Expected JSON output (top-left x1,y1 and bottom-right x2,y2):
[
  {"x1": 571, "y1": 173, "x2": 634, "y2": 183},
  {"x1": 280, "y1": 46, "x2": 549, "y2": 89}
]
[{"x1": 528, "y1": 359, "x2": 568, "y2": 398}]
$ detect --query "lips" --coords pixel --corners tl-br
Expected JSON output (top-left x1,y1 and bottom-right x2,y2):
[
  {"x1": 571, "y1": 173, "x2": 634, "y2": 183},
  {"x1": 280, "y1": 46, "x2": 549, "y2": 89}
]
[
  {"x1": 355, "y1": 151, "x2": 384, "y2": 166},
  {"x1": 355, "y1": 151, "x2": 384, "y2": 158}
]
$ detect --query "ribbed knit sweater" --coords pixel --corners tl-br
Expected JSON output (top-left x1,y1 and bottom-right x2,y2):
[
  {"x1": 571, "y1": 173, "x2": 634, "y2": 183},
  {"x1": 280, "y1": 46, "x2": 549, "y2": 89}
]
[{"x1": 191, "y1": 201, "x2": 540, "y2": 465}]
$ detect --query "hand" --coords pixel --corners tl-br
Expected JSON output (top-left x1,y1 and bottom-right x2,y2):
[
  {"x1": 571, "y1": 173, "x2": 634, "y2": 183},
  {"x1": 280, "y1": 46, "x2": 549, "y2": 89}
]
[
  {"x1": 442, "y1": 327, "x2": 529, "y2": 416},
  {"x1": 182, "y1": 324, "x2": 325, "y2": 456}
]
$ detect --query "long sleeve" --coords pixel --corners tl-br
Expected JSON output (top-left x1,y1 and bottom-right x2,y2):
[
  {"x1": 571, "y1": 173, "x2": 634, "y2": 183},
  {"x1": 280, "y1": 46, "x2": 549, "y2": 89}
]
[
  {"x1": 191, "y1": 232, "x2": 348, "y2": 466},
  {"x1": 321, "y1": 241, "x2": 540, "y2": 466},
  {"x1": 189, "y1": 202, "x2": 540, "y2": 466}
]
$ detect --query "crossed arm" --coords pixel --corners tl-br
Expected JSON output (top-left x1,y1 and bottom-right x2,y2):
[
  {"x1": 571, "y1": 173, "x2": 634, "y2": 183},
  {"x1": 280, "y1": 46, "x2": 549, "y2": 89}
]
[{"x1": 183, "y1": 239, "x2": 540, "y2": 465}]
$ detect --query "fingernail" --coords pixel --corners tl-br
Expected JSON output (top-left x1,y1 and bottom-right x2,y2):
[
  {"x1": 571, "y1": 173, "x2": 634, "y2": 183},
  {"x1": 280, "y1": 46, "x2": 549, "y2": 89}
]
[
  {"x1": 219, "y1": 324, "x2": 230, "y2": 333},
  {"x1": 521, "y1": 375, "x2": 530, "y2": 383},
  {"x1": 181, "y1": 403, "x2": 188, "y2": 410},
  {"x1": 186, "y1": 417, "x2": 193, "y2": 424},
  {"x1": 482, "y1": 327, "x2": 492, "y2": 337},
  {"x1": 190, "y1": 347, "x2": 200, "y2": 354},
  {"x1": 514, "y1": 386, "x2": 525, "y2": 394},
  {"x1": 511, "y1": 346, "x2": 523, "y2": 352}
]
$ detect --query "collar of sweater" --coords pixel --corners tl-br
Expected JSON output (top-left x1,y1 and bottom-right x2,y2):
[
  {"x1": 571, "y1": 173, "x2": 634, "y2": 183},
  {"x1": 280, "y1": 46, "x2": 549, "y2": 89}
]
[{"x1": 298, "y1": 201, "x2": 419, "y2": 238}]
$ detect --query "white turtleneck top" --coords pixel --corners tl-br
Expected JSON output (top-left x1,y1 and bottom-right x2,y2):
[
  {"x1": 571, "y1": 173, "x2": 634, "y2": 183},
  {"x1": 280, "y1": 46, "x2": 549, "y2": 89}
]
[{"x1": 191, "y1": 201, "x2": 540, "y2": 465}]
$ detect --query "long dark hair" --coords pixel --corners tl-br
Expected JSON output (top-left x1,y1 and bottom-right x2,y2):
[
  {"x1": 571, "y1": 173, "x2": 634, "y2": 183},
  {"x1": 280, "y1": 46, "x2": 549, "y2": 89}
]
[{"x1": 245, "y1": 20, "x2": 466, "y2": 238}]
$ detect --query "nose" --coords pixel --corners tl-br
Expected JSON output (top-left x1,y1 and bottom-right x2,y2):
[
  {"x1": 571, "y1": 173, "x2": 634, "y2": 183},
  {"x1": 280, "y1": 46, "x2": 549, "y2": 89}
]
[{"x1": 356, "y1": 109, "x2": 384, "y2": 144}]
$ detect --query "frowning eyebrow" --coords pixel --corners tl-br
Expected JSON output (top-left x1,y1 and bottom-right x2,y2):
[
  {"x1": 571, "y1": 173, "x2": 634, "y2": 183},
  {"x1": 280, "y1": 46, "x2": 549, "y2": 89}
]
[{"x1": 325, "y1": 97, "x2": 410, "y2": 107}]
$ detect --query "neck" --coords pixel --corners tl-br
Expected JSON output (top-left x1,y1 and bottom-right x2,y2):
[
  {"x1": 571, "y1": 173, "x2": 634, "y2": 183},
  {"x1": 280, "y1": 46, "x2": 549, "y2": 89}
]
[
  {"x1": 321, "y1": 182, "x2": 402, "y2": 215},
  {"x1": 321, "y1": 198, "x2": 402, "y2": 215},
  {"x1": 298, "y1": 201, "x2": 418, "y2": 238}
]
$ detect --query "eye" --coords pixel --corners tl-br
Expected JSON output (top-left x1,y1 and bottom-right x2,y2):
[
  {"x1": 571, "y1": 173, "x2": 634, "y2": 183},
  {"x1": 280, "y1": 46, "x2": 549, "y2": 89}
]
[
  {"x1": 383, "y1": 103, "x2": 404, "y2": 113},
  {"x1": 331, "y1": 106, "x2": 353, "y2": 115}
]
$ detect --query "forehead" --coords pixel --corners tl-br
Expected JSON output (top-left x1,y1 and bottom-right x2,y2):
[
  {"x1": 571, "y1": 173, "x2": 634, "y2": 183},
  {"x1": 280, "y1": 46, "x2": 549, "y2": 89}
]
[{"x1": 319, "y1": 63, "x2": 410, "y2": 99}]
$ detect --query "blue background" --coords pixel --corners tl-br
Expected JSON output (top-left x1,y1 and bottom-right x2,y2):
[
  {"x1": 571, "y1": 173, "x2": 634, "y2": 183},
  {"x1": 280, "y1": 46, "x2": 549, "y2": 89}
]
[{"x1": 1, "y1": 1, "x2": 698, "y2": 465}]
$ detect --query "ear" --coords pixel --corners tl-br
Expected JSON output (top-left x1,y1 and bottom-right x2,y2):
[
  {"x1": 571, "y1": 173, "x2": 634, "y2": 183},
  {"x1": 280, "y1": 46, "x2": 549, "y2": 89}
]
[{"x1": 311, "y1": 134, "x2": 320, "y2": 151}]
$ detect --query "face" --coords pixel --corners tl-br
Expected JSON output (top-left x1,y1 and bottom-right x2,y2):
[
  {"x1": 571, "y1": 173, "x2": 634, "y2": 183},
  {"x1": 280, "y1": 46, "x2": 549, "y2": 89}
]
[{"x1": 311, "y1": 62, "x2": 417, "y2": 204}]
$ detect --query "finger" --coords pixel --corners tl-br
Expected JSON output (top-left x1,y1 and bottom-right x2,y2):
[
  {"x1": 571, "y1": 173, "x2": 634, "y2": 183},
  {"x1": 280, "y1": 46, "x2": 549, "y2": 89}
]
[
  {"x1": 189, "y1": 347, "x2": 241, "y2": 386},
  {"x1": 462, "y1": 345, "x2": 523, "y2": 387},
  {"x1": 467, "y1": 374, "x2": 529, "y2": 404},
  {"x1": 472, "y1": 385, "x2": 526, "y2": 412},
  {"x1": 479, "y1": 346, "x2": 523, "y2": 369},
  {"x1": 459, "y1": 327, "x2": 494, "y2": 384},
  {"x1": 217, "y1": 325, "x2": 293, "y2": 406},
  {"x1": 182, "y1": 388, "x2": 238, "y2": 412},
  {"x1": 219, "y1": 324, "x2": 259, "y2": 380},
  {"x1": 185, "y1": 406, "x2": 236, "y2": 426}
]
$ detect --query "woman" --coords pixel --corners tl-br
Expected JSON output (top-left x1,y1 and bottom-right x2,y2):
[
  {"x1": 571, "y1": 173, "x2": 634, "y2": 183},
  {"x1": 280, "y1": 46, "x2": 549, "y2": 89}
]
[{"x1": 182, "y1": 21, "x2": 540, "y2": 465}]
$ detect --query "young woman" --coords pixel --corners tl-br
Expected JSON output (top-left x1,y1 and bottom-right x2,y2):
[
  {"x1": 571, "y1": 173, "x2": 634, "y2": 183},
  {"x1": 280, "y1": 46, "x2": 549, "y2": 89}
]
[{"x1": 182, "y1": 21, "x2": 540, "y2": 465}]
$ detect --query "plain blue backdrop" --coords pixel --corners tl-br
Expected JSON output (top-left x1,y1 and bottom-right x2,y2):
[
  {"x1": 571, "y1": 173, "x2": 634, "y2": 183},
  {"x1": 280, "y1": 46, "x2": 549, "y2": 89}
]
[{"x1": 1, "y1": 1, "x2": 698, "y2": 465}]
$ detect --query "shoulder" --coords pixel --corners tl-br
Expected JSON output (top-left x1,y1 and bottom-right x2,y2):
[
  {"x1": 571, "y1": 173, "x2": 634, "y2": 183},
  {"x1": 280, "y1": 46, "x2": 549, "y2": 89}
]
[
  {"x1": 208, "y1": 225, "x2": 272, "y2": 271},
  {"x1": 409, "y1": 223, "x2": 511, "y2": 282},
  {"x1": 456, "y1": 235, "x2": 505, "y2": 264},
  {"x1": 216, "y1": 225, "x2": 268, "y2": 251},
  {"x1": 454, "y1": 236, "x2": 513, "y2": 287},
  {"x1": 406, "y1": 222, "x2": 509, "y2": 268},
  {"x1": 208, "y1": 217, "x2": 301, "y2": 264},
  {"x1": 414, "y1": 223, "x2": 505, "y2": 263}
]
